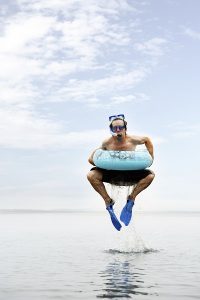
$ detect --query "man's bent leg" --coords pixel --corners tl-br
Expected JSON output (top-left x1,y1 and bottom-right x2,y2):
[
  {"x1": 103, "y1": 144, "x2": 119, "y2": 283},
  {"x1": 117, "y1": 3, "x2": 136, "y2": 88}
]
[
  {"x1": 87, "y1": 169, "x2": 122, "y2": 231},
  {"x1": 129, "y1": 171, "x2": 155, "y2": 200},
  {"x1": 87, "y1": 169, "x2": 112, "y2": 206},
  {"x1": 120, "y1": 171, "x2": 155, "y2": 226}
]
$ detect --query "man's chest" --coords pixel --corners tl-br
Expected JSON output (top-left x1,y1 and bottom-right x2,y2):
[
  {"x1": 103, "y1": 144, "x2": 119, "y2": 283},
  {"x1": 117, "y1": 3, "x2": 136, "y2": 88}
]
[{"x1": 106, "y1": 141, "x2": 136, "y2": 151}]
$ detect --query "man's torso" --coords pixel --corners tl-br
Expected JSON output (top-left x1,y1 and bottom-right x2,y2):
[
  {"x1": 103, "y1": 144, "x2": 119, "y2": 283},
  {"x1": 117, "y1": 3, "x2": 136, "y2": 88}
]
[{"x1": 103, "y1": 135, "x2": 139, "y2": 151}]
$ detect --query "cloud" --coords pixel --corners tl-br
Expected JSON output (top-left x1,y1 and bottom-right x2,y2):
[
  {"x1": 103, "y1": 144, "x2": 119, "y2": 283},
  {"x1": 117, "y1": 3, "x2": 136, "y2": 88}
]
[
  {"x1": 110, "y1": 93, "x2": 149, "y2": 104},
  {"x1": 49, "y1": 67, "x2": 149, "y2": 105},
  {"x1": 183, "y1": 27, "x2": 200, "y2": 40},
  {"x1": 88, "y1": 93, "x2": 149, "y2": 108},
  {"x1": 0, "y1": 15, "x2": 54, "y2": 54},
  {"x1": 0, "y1": 1, "x2": 135, "y2": 108},
  {"x1": 17, "y1": 0, "x2": 135, "y2": 16},
  {"x1": 0, "y1": 106, "x2": 108, "y2": 149},
  {"x1": 0, "y1": 1, "x2": 169, "y2": 150},
  {"x1": 134, "y1": 37, "x2": 167, "y2": 57}
]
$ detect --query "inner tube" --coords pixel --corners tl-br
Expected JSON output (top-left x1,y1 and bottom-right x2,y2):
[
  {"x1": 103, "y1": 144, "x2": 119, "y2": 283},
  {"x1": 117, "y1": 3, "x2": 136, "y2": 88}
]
[{"x1": 93, "y1": 149, "x2": 153, "y2": 170}]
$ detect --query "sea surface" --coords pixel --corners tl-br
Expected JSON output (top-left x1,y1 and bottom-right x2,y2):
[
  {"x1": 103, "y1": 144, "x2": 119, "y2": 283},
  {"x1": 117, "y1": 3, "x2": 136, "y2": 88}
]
[{"x1": 0, "y1": 208, "x2": 199, "y2": 299}]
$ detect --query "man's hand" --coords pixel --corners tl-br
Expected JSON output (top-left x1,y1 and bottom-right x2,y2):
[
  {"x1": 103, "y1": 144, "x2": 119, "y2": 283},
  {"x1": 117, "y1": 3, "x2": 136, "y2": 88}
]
[{"x1": 88, "y1": 148, "x2": 100, "y2": 166}]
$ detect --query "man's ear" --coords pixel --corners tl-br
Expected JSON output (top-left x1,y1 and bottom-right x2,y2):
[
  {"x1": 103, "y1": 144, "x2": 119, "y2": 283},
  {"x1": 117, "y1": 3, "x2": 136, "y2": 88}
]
[{"x1": 124, "y1": 120, "x2": 127, "y2": 130}]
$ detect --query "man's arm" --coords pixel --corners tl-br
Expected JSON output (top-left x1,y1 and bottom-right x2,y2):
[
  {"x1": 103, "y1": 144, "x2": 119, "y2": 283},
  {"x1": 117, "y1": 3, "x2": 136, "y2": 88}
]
[
  {"x1": 88, "y1": 140, "x2": 108, "y2": 165},
  {"x1": 132, "y1": 135, "x2": 154, "y2": 159},
  {"x1": 144, "y1": 136, "x2": 154, "y2": 160},
  {"x1": 88, "y1": 148, "x2": 99, "y2": 166}
]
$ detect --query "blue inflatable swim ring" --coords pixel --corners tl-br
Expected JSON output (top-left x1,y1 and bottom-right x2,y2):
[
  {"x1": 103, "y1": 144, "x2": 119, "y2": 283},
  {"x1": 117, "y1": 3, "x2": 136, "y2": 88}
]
[{"x1": 93, "y1": 149, "x2": 153, "y2": 171}]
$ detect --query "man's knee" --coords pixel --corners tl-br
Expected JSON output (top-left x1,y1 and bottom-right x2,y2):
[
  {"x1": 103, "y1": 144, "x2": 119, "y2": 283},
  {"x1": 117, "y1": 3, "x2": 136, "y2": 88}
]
[
  {"x1": 148, "y1": 170, "x2": 155, "y2": 182},
  {"x1": 87, "y1": 171, "x2": 93, "y2": 183},
  {"x1": 87, "y1": 170, "x2": 103, "y2": 183}
]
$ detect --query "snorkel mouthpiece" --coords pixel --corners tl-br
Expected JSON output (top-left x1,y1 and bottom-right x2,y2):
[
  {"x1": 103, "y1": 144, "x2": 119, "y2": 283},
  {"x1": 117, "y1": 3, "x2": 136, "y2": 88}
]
[
  {"x1": 117, "y1": 133, "x2": 122, "y2": 141},
  {"x1": 110, "y1": 130, "x2": 117, "y2": 137}
]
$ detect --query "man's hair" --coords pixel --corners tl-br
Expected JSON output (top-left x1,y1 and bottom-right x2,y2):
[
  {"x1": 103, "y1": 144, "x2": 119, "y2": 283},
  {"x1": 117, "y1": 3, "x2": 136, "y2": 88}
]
[{"x1": 109, "y1": 118, "x2": 127, "y2": 131}]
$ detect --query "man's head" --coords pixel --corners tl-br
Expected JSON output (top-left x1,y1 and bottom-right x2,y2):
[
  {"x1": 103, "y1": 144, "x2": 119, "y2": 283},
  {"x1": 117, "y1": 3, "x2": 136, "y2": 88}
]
[{"x1": 109, "y1": 114, "x2": 127, "y2": 137}]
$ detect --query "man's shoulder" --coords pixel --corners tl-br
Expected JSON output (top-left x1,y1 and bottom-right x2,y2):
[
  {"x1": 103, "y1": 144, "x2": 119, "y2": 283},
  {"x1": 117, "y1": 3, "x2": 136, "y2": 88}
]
[
  {"x1": 130, "y1": 134, "x2": 153, "y2": 145},
  {"x1": 127, "y1": 134, "x2": 142, "y2": 140},
  {"x1": 127, "y1": 134, "x2": 147, "y2": 144},
  {"x1": 101, "y1": 136, "x2": 112, "y2": 148}
]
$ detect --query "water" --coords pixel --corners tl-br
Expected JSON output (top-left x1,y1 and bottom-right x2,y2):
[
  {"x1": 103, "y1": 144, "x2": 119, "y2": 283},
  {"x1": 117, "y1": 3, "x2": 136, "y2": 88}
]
[{"x1": 0, "y1": 209, "x2": 199, "y2": 299}]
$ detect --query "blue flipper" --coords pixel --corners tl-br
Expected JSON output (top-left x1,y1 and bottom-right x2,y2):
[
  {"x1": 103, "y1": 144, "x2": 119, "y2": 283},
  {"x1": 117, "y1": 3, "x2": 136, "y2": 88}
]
[
  {"x1": 120, "y1": 199, "x2": 134, "y2": 226},
  {"x1": 106, "y1": 203, "x2": 122, "y2": 231}
]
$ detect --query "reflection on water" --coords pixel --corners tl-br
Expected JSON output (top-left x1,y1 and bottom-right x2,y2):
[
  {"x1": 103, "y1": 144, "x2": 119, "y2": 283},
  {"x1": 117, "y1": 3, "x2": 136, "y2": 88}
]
[{"x1": 97, "y1": 254, "x2": 156, "y2": 299}]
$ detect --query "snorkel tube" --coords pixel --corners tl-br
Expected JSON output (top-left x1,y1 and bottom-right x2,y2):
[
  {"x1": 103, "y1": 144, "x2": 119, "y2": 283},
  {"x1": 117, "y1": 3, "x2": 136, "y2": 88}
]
[
  {"x1": 110, "y1": 130, "x2": 117, "y2": 137},
  {"x1": 110, "y1": 129, "x2": 123, "y2": 141}
]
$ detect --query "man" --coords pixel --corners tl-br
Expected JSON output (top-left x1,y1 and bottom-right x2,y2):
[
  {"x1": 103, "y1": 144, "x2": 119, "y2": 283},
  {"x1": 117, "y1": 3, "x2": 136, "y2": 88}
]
[{"x1": 87, "y1": 114, "x2": 155, "y2": 231}]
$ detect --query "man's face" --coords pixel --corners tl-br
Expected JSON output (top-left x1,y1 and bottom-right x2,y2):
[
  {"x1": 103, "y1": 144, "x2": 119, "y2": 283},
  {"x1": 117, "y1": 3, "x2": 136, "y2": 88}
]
[{"x1": 111, "y1": 119, "x2": 126, "y2": 135}]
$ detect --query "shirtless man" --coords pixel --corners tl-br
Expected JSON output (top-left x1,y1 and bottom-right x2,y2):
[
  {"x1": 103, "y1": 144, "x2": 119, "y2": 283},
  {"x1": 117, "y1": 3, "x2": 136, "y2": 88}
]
[{"x1": 87, "y1": 114, "x2": 155, "y2": 231}]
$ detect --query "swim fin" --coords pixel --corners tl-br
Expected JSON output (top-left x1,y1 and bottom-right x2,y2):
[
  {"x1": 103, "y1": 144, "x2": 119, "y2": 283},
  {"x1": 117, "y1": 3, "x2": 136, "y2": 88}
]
[
  {"x1": 106, "y1": 202, "x2": 122, "y2": 231},
  {"x1": 120, "y1": 199, "x2": 134, "y2": 226}
]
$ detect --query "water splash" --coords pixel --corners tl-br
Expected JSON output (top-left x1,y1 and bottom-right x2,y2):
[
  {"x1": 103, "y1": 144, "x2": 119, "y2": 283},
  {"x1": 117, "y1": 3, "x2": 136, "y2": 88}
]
[
  {"x1": 105, "y1": 183, "x2": 134, "y2": 215},
  {"x1": 105, "y1": 184, "x2": 158, "y2": 254},
  {"x1": 106, "y1": 226, "x2": 158, "y2": 254},
  {"x1": 105, "y1": 248, "x2": 158, "y2": 255},
  {"x1": 106, "y1": 183, "x2": 134, "y2": 203}
]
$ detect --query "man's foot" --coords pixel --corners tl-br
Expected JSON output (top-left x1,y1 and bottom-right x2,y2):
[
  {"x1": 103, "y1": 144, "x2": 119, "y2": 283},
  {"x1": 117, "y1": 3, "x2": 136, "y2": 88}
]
[
  {"x1": 120, "y1": 199, "x2": 135, "y2": 226},
  {"x1": 106, "y1": 200, "x2": 122, "y2": 231}
]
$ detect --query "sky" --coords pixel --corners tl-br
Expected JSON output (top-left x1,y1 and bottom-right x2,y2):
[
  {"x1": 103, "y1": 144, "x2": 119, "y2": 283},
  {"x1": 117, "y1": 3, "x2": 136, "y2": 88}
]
[{"x1": 0, "y1": 0, "x2": 199, "y2": 211}]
